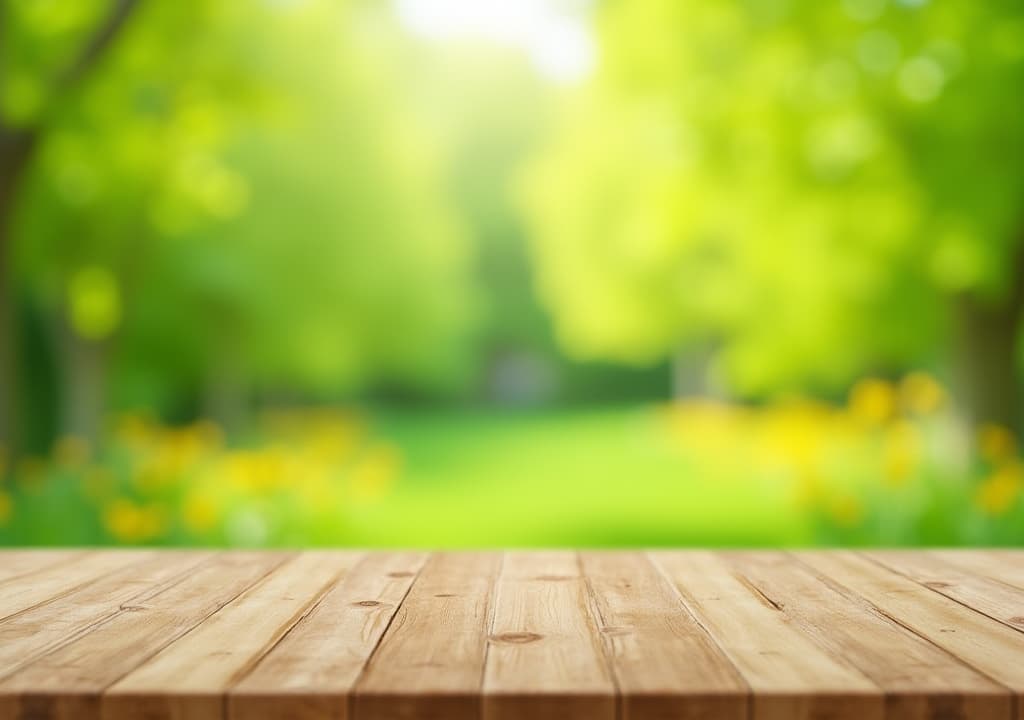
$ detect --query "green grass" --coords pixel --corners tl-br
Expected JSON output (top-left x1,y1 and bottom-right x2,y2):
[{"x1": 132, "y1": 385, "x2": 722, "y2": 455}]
[{"x1": 351, "y1": 407, "x2": 809, "y2": 546}]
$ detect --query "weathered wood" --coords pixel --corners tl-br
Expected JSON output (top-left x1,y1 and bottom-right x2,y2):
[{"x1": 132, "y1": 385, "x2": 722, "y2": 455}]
[
  {"x1": 104, "y1": 552, "x2": 353, "y2": 720},
  {"x1": 580, "y1": 551, "x2": 747, "y2": 720},
  {"x1": 0, "y1": 551, "x2": 211, "y2": 682},
  {"x1": 651, "y1": 551, "x2": 883, "y2": 720},
  {"x1": 353, "y1": 552, "x2": 500, "y2": 720},
  {"x1": 0, "y1": 550, "x2": 1020, "y2": 720},
  {"x1": 230, "y1": 552, "x2": 423, "y2": 720},
  {"x1": 798, "y1": 551, "x2": 1024, "y2": 720},
  {"x1": 483, "y1": 552, "x2": 614, "y2": 720},
  {"x1": 0, "y1": 550, "x2": 152, "y2": 623},
  {"x1": 0, "y1": 552, "x2": 287, "y2": 720},
  {"x1": 726, "y1": 551, "x2": 1012, "y2": 720},
  {"x1": 866, "y1": 550, "x2": 1024, "y2": 634}
]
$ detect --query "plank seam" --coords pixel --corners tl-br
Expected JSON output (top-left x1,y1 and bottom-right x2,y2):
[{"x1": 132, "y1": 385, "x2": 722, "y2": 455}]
[
  {"x1": 0, "y1": 550, "x2": 153, "y2": 625},
  {"x1": 89, "y1": 552, "x2": 293, "y2": 698},
  {"x1": 858, "y1": 552, "x2": 1024, "y2": 637},
  {"x1": 928, "y1": 551, "x2": 1024, "y2": 593},
  {"x1": 478, "y1": 549, "x2": 504, "y2": 718},
  {"x1": 0, "y1": 551, "x2": 216, "y2": 684},
  {"x1": 648, "y1": 551, "x2": 753, "y2": 720},
  {"x1": 347, "y1": 551, "x2": 432, "y2": 720},
  {"x1": 577, "y1": 551, "x2": 624, "y2": 720},
  {"x1": 0, "y1": 551, "x2": 91, "y2": 588},
  {"x1": 789, "y1": 552, "x2": 1019, "y2": 694}
]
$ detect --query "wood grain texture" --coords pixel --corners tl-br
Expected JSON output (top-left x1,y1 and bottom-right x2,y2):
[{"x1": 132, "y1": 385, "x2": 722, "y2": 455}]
[
  {"x1": 230, "y1": 551, "x2": 423, "y2": 720},
  {"x1": 353, "y1": 552, "x2": 500, "y2": 720},
  {"x1": 580, "y1": 551, "x2": 747, "y2": 720},
  {"x1": 0, "y1": 550, "x2": 1022, "y2": 720},
  {"x1": 943, "y1": 550, "x2": 1024, "y2": 590},
  {"x1": 104, "y1": 552, "x2": 355, "y2": 720},
  {"x1": 797, "y1": 552, "x2": 1024, "y2": 720},
  {"x1": 0, "y1": 551, "x2": 211, "y2": 682},
  {"x1": 726, "y1": 551, "x2": 1012, "y2": 720},
  {"x1": 651, "y1": 551, "x2": 883, "y2": 720},
  {"x1": 867, "y1": 550, "x2": 1024, "y2": 634},
  {"x1": 483, "y1": 552, "x2": 614, "y2": 720},
  {"x1": 0, "y1": 550, "x2": 152, "y2": 622},
  {"x1": 0, "y1": 551, "x2": 287, "y2": 720},
  {"x1": 0, "y1": 550, "x2": 83, "y2": 584}
]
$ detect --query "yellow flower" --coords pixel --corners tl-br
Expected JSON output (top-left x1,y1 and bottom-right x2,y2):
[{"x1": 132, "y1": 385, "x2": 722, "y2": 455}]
[
  {"x1": 103, "y1": 499, "x2": 166, "y2": 543},
  {"x1": 977, "y1": 424, "x2": 1017, "y2": 464},
  {"x1": 848, "y1": 378, "x2": 897, "y2": 425},
  {"x1": 976, "y1": 465, "x2": 1022, "y2": 516},
  {"x1": 899, "y1": 372, "x2": 945, "y2": 416},
  {"x1": 882, "y1": 420, "x2": 921, "y2": 486},
  {"x1": 183, "y1": 492, "x2": 220, "y2": 533},
  {"x1": 349, "y1": 443, "x2": 401, "y2": 501},
  {"x1": 0, "y1": 491, "x2": 12, "y2": 524}
]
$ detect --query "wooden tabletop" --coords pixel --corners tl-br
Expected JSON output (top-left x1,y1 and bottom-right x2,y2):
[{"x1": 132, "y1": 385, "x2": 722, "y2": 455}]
[{"x1": 0, "y1": 551, "x2": 1021, "y2": 720}]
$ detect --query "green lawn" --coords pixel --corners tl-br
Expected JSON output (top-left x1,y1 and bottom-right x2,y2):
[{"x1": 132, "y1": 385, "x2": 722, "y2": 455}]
[{"x1": 350, "y1": 407, "x2": 808, "y2": 546}]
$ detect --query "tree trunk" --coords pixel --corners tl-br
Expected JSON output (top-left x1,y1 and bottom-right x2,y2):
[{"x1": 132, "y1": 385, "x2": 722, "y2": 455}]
[
  {"x1": 952, "y1": 241, "x2": 1024, "y2": 433},
  {"x1": 0, "y1": 128, "x2": 40, "y2": 457},
  {"x1": 51, "y1": 316, "x2": 108, "y2": 445}
]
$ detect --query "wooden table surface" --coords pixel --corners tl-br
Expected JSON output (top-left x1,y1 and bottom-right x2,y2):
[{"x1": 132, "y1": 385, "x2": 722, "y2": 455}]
[{"x1": 0, "y1": 550, "x2": 1021, "y2": 720}]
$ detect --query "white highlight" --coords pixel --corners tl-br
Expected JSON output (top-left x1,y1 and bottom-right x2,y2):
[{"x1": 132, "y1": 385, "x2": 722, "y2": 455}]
[{"x1": 395, "y1": 0, "x2": 595, "y2": 83}]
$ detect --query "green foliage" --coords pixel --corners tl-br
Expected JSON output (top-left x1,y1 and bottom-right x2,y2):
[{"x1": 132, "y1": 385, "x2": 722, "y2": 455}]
[
  {"x1": 7, "y1": 0, "x2": 476, "y2": 427},
  {"x1": 525, "y1": 0, "x2": 1024, "y2": 396}
]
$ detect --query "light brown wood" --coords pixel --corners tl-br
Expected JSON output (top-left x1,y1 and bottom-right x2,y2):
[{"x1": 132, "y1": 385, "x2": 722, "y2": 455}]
[
  {"x1": 580, "y1": 551, "x2": 747, "y2": 720},
  {"x1": 230, "y1": 551, "x2": 424, "y2": 720},
  {"x1": 726, "y1": 551, "x2": 1012, "y2": 720},
  {"x1": 932, "y1": 550, "x2": 1024, "y2": 590},
  {"x1": 0, "y1": 550, "x2": 83, "y2": 584},
  {"x1": 104, "y1": 552, "x2": 357, "y2": 720},
  {"x1": 0, "y1": 551, "x2": 211, "y2": 682},
  {"x1": 483, "y1": 552, "x2": 614, "y2": 720},
  {"x1": 353, "y1": 552, "x2": 500, "y2": 720},
  {"x1": 867, "y1": 550, "x2": 1024, "y2": 634},
  {"x1": 0, "y1": 552, "x2": 287, "y2": 720},
  {"x1": 797, "y1": 551, "x2": 1024, "y2": 720},
  {"x1": 1, "y1": 550, "x2": 1023, "y2": 720},
  {"x1": 0, "y1": 550, "x2": 152, "y2": 622},
  {"x1": 650, "y1": 551, "x2": 883, "y2": 720}
]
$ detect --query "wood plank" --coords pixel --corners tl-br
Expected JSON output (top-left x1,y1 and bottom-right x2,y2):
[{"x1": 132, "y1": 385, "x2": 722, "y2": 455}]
[
  {"x1": 482, "y1": 552, "x2": 615, "y2": 720},
  {"x1": 353, "y1": 552, "x2": 500, "y2": 720},
  {"x1": 797, "y1": 552, "x2": 1024, "y2": 720},
  {"x1": 0, "y1": 551, "x2": 289, "y2": 720},
  {"x1": 104, "y1": 552, "x2": 358, "y2": 720},
  {"x1": 0, "y1": 550, "x2": 153, "y2": 622},
  {"x1": 0, "y1": 551, "x2": 84, "y2": 584},
  {"x1": 650, "y1": 551, "x2": 882, "y2": 720},
  {"x1": 0, "y1": 551, "x2": 212, "y2": 682},
  {"x1": 931, "y1": 551, "x2": 1024, "y2": 592},
  {"x1": 230, "y1": 551, "x2": 425, "y2": 720},
  {"x1": 866, "y1": 551, "x2": 1024, "y2": 634},
  {"x1": 726, "y1": 551, "x2": 1012, "y2": 720},
  {"x1": 580, "y1": 551, "x2": 747, "y2": 720}
]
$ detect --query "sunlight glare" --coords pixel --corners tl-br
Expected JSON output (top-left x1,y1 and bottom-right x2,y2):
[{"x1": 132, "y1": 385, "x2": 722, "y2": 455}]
[{"x1": 394, "y1": 0, "x2": 595, "y2": 83}]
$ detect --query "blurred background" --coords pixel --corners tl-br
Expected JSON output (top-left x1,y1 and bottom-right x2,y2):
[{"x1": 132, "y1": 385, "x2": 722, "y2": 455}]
[{"x1": 1, "y1": 0, "x2": 1023, "y2": 547}]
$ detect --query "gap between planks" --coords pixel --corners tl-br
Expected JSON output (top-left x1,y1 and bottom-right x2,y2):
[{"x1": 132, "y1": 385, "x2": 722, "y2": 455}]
[{"x1": 0, "y1": 551, "x2": 1022, "y2": 720}]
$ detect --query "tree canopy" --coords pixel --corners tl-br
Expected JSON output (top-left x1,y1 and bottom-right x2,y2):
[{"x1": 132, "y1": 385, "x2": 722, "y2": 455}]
[{"x1": 525, "y1": 0, "x2": 1024, "y2": 418}]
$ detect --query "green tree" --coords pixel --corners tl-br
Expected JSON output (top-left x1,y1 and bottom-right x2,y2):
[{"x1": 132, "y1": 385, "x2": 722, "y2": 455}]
[
  {"x1": 3, "y1": 0, "x2": 475, "y2": 447},
  {"x1": 525, "y1": 0, "x2": 1024, "y2": 426}
]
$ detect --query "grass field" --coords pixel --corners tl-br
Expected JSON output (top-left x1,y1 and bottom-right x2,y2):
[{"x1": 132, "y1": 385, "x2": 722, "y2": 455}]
[{"x1": 1, "y1": 377, "x2": 1022, "y2": 547}]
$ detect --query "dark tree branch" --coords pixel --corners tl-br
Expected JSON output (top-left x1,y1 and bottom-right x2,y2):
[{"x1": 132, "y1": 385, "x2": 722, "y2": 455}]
[{"x1": 57, "y1": 0, "x2": 142, "y2": 93}]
